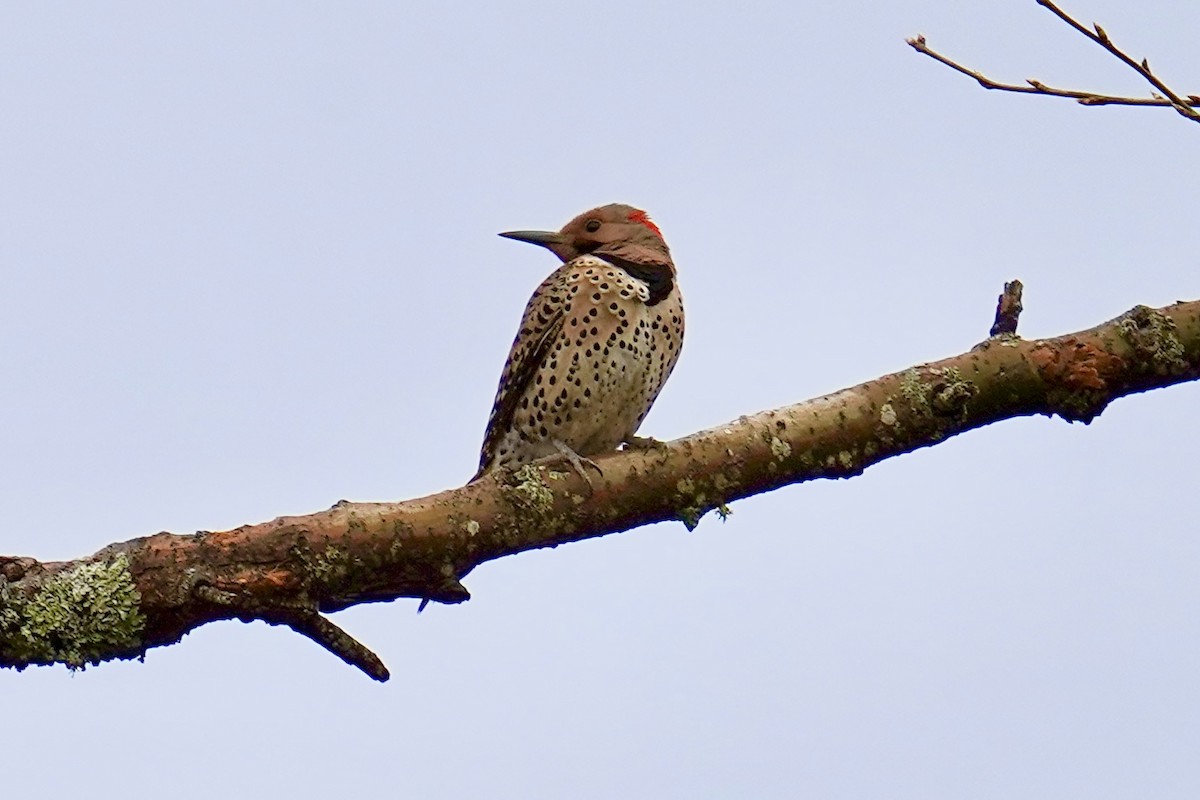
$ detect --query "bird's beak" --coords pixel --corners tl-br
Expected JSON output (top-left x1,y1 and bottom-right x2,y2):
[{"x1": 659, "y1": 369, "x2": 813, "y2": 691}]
[{"x1": 498, "y1": 229, "x2": 566, "y2": 249}]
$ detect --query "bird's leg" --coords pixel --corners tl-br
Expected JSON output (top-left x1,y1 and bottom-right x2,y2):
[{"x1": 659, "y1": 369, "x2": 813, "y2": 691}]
[
  {"x1": 540, "y1": 439, "x2": 603, "y2": 490},
  {"x1": 623, "y1": 435, "x2": 668, "y2": 451}
]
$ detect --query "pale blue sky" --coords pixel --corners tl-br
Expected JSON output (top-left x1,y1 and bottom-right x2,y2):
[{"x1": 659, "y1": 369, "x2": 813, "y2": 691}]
[{"x1": 2, "y1": 2, "x2": 1198, "y2": 797}]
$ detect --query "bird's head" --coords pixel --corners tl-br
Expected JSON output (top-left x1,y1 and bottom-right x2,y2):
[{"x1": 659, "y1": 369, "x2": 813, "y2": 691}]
[{"x1": 499, "y1": 203, "x2": 671, "y2": 265}]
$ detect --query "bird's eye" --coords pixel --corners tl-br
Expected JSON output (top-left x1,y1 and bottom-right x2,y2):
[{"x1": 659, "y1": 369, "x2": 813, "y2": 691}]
[{"x1": 585, "y1": 219, "x2": 602, "y2": 233}]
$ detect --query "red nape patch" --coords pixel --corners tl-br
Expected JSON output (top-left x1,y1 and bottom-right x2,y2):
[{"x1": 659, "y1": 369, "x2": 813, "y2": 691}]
[{"x1": 627, "y1": 209, "x2": 663, "y2": 239}]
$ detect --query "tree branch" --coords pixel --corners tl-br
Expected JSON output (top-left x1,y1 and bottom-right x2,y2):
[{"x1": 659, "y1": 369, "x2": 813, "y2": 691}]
[
  {"x1": 908, "y1": 1, "x2": 1200, "y2": 122},
  {"x1": 2, "y1": 293, "x2": 1198, "y2": 680}
]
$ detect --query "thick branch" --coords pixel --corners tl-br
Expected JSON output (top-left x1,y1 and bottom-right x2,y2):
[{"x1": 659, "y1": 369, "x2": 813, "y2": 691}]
[{"x1": 2, "y1": 297, "x2": 1198, "y2": 680}]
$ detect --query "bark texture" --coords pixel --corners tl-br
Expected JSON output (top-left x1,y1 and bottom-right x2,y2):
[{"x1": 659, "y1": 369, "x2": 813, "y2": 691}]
[{"x1": 2, "y1": 298, "x2": 1197, "y2": 680}]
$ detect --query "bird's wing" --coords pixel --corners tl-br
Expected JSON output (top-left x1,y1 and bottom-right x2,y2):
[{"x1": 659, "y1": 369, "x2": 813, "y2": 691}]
[{"x1": 474, "y1": 266, "x2": 569, "y2": 479}]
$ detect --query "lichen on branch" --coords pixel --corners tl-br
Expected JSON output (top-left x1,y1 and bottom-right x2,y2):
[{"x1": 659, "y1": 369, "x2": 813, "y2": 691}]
[
  {"x1": 1, "y1": 296, "x2": 1198, "y2": 681},
  {"x1": 0, "y1": 555, "x2": 145, "y2": 669}
]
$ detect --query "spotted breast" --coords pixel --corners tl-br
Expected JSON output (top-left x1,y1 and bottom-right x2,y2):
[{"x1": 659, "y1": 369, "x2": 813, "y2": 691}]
[{"x1": 475, "y1": 203, "x2": 684, "y2": 479}]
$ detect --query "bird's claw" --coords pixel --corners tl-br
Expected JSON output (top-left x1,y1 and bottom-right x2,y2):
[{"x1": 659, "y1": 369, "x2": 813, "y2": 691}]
[{"x1": 543, "y1": 440, "x2": 603, "y2": 491}]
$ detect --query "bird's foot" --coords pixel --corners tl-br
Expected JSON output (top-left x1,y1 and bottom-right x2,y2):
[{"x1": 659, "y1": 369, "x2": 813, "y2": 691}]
[
  {"x1": 541, "y1": 440, "x2": 603, "y2": 491},
  {"x1": 623, "y1": 435, "x2": 668, "y2": 452}
]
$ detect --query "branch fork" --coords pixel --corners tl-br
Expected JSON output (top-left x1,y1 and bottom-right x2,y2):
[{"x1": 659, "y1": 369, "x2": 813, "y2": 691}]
[{"x1": 908, "y1": 1, "x2": 1199, "y2": 122}]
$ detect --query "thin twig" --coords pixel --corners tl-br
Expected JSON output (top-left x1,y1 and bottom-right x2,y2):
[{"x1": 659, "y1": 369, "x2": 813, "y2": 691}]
[
  {"x1": 196, "y1": 582, "x2": 390, "y2": 682},
  {"x1": 273, "y1": 611, "x2": 390, "y2": 683},
  {"x1": 906, "y1": 35, "x2": 1186, "y2": 108},
  {"x1": 907, "y1": 3, "x2": 1200, "y2": 123},
  {"x1": 1036, "y1": 0, "x2": 1199, "y2": 121}
]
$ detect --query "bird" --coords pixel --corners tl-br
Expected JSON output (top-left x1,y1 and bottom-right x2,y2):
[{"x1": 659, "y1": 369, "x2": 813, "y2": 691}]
[{"x1": 473, "y1": 203, "x2": 684, "y2": 482}]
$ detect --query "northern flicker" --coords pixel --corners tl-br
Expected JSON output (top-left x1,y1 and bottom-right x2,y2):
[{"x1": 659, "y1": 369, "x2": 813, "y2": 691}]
[{"x1": 474, "y1": 203, "x2": 684, "y2": 481}]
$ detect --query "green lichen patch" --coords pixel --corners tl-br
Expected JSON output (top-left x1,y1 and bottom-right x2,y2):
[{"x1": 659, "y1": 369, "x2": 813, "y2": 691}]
[
  {"x1": 930, "y1": 367, "x2": 977, "y2": 416},
  {"x1": 675, "y1": 476, "x2": 709, "y2": 531},
  {"x1": 1118, "y1": 305, "x2": 1188, "y2": 376},
  {"x1": 1044, "y1": 387, "x2": 1108, "y2": 423},
  {"x1": 497, "y1": 465, "x2": 566, "y2": 538},
  {"x1": 309, "y1": 545, "x2": 351, "y2": 584},
  {"x1": 507, "y1": 465, "x2": 556, "y2": 515},
  {"x1": 0, "y1": 555, "x2": 145, "y2": 669},
  {"x1": 900, "y1": 369, "x2": 931, "y2": 417},
  {"x1": 899, "y1": 367, "x2": 976, "y2": 420},
  {"x1": 674, "y1": 475, "x2": 732, "y2": 531}
]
